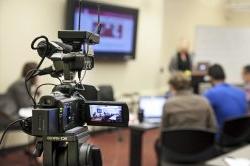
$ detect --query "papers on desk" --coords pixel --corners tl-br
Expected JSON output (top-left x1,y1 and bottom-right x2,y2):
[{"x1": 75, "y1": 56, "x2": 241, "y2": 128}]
[
  {"x1": 129, "y1": 113, "x2": 139, "y2": 125},
  {"x1": 224, "y1": 157, "x2": 250, "y2": 166}
]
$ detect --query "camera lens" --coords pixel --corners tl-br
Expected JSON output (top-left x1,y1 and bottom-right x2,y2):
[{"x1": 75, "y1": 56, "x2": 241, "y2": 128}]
[{"x1": 79, "y1": 144, "x2": 102, "y2": 166}]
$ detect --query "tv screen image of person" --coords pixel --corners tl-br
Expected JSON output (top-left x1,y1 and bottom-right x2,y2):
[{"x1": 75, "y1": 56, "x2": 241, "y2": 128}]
[
  {"x1": 89, "y1": 105, "x2": 123, "y2": 122},
  {"x1": 66, "y1": 0, "x2": 138, "y2": 59}
]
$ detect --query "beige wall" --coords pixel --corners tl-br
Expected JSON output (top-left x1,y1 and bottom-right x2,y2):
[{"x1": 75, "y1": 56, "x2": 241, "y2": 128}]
[
  {"x1": 1, "y1": 0, "x2": 250, "y2": 97},
  {"x1": 0, "y1": 0, "x2": 66, "y2": 95},
  {"x1": 225, "y1": 10, "x2": 250, "y2": 27}
]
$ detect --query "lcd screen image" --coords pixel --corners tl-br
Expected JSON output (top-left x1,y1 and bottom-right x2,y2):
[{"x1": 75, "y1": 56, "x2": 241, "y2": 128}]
[
  {"x1": 89, "y1": 105, "x2": 123, "y2": 122},
  {"x1": 74, "y1": 8, "x2": 134, "y2": 53}
]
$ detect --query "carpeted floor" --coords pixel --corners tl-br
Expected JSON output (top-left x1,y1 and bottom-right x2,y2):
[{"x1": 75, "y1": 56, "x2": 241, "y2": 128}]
[{"x1": 0, "y1": 128, "x2": 159, "y2": 166}]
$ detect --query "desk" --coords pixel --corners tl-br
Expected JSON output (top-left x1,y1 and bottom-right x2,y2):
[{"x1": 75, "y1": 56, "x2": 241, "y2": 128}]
[
  {"x1": 129, "y1": 123, "x2": 159, "y2": 166},
  {"x1": 205, "y1": 145, "x2": 250, "y2": 166},
  {"x1": 191, "y1": 71, "x2": 206, "y2": 94},
  {"x1": 160, "y1": 145, "x2": 250, "y2": 166}
]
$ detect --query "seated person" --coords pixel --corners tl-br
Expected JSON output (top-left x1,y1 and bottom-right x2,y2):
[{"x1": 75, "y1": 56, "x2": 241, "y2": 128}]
[
  {"x1": 242, "y1": 65, "x2": 250, "y2": 113},
  {"x1": 204, "y1": 64, "x2": 247, "y2": 129},
  {"x1": 155, "y1": 72, "x2": 217, "y2": 163},
  {"x1": 161, "y1": 72, "x2": 217, "y2": 131},
  {"x1": 6, "y1": 62, "x2": 38, "y2": 118},
  {"x1": 0, "y1": 63, "x2": 38, "y2": 157}
]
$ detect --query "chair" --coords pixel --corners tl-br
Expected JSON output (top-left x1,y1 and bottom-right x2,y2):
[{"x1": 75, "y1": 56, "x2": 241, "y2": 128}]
[
  {"x1": 160, "y1": 129, "x2": 218, "y2": 164},
  {"x1": 98, "y1": 85, "x2": 114, "y2": 101},
  {"x1": 218, "y1": 116, "x2": 250, "y2": 147},
  {"x1": 79, "y1": 84, "x2": 98, "y2": 100}
]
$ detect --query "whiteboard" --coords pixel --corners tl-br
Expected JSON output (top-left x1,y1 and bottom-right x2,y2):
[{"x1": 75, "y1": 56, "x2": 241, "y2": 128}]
[{"x1": 195, "y1": 26, "x2": 250, "y2": 83}]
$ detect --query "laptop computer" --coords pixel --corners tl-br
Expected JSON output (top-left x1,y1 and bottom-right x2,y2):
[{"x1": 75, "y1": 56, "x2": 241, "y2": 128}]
[
  {"x1": 197, "y1": 62, "x2": 210, "y2": 72},
  {"x1": 139, "y1": 96, "x2": 166, "y2": 124}
]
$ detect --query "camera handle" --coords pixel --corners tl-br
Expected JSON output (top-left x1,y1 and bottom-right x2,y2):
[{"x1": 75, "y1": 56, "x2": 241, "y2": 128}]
[{"x1": 34, "y1": 127, "x2": 102, "y2": 166}]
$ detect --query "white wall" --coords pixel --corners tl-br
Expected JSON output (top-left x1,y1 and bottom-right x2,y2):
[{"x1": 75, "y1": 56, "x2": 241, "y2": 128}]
[{"x1": 0, "y1": 0, "x2": 166, "y2": 97}]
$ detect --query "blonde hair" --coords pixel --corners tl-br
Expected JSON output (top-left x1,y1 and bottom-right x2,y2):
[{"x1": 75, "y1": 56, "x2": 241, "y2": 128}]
[
  {"x1": 177, "y1": 39, "x2": 190, "y2": 52},
  {"x1": 168, "y1": 72, "x2": 191, "y2": 91}
]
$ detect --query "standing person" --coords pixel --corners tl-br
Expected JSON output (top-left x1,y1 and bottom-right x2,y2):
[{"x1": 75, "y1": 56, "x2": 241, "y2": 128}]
[
  {"x1": 169, "y1": 39, "x2": 193, "y2": 73},
  {"x1": 204, "y1": 64, "x2": 247, "y2": 129},
  {"x1": 7, "y1": 62, "x2": 38, "y2": 117},
  {"x1": 242, "y1": 65, "x2": 250, "y2": 113}
]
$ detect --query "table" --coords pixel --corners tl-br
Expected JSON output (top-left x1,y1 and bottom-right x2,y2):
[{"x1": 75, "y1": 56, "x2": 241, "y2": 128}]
[
  {"x1": 129, "y1": 122, "x2": 159, "y2": 166},
  {"x1": 191, "y1": 71, "x2": 206, "y2": 94},
  {"x1": 204, "y1": 145, "x2": 250, "y2": 166}
]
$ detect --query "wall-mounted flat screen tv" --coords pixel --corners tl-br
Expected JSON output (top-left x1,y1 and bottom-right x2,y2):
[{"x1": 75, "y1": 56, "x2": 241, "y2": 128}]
[{"x1": 66, "y1": 0, "x2": 139, "y2": 60}]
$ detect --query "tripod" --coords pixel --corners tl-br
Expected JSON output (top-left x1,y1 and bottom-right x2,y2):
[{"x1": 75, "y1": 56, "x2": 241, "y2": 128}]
[{"x1": 34, "y1": 127, "x2": 102, "y2": 166}]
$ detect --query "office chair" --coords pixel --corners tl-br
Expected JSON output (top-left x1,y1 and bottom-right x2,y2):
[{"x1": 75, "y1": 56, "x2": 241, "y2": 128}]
[
  {"x1": 79, "y1": 84, "x2": 99, "y2": 100},
  {"x1": 98, "y1": 85, "x2": 114, "y2": 101},
  {"x1": 218, "y1": 116, "x2": 250, "y2": 148},
  {"x1": 160, "y1": 129, "x2": 218, "y2": 164}
]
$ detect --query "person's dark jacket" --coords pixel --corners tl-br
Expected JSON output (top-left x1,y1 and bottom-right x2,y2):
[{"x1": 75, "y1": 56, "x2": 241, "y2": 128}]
[
  {"x1": 7, "y1": 79, "x2": 33, "y2": 109},
  {"x1": 169, "y1": 53, "x2": 193, "y2": 72}
]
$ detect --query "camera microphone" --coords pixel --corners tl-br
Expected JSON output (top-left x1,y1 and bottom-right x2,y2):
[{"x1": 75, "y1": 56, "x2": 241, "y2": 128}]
[
  {"x1": 36, "y1": 66, "x2": 63, "y2": 78},
  {"x1": 36, "y1": 41, "x2": 61, "y2": 58},
  {"x1": 53, "y1": 41, "x2": 73, "y2": 53},
  {"x1": 37, "y1": 41, "x2": 73, "y2": 58}
]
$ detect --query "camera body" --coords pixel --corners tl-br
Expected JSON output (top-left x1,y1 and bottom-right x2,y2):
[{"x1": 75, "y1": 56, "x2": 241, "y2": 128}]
[
  {"x1": 32, "y1": 83, "x2": 129, "y2": 137},
  {"x1": 32, "y1": 91, "x2": 84, "y2": 136}
]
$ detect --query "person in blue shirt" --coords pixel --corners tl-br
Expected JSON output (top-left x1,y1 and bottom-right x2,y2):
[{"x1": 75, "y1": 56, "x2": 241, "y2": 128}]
[{"x1": 204, "y1": 64, "x2": 247, "y2": 129}]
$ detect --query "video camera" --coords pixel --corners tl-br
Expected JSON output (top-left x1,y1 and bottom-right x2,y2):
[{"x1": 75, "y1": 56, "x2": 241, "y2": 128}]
[
  {"x1": 19, "y1": 30, "x2": 129, "y2": 166},
  {"x1": 31, "y1": 31, "x2": 129, "y2": 135}
]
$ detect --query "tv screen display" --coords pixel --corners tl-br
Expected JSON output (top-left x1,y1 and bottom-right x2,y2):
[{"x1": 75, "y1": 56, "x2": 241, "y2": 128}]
[{"x1": 66, "y1": 1, "x2": 139, "y2": 59}]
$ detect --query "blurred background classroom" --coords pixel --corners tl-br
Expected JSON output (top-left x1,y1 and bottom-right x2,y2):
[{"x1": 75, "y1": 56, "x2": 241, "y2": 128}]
[{"x1": 2, "y1": 0, "x2": 250, "y2": 166}]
